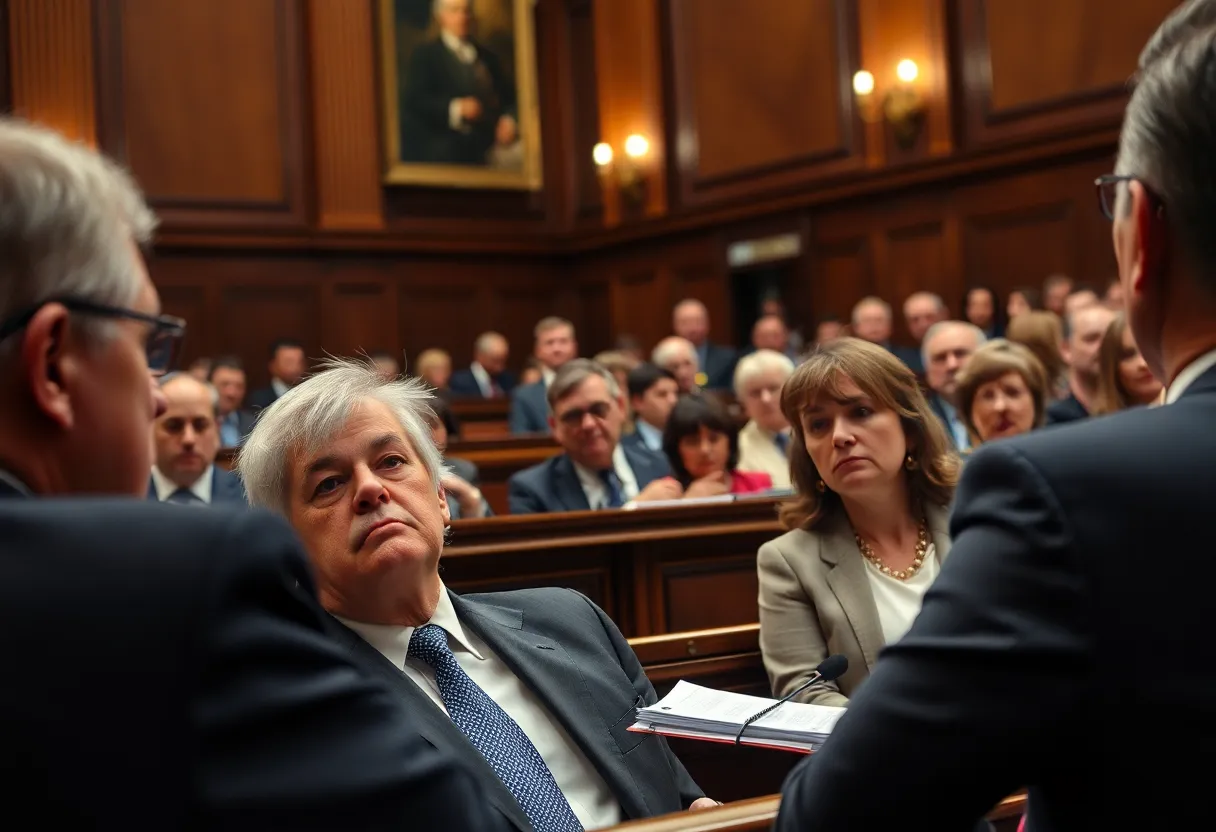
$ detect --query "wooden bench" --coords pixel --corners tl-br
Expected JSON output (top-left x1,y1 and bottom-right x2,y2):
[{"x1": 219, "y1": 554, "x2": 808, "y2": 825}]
[
  {"x1": 444, "y1": 434, "x2": 561, "y2": 514},
  {"x1": 450, "y1": 397, "x2": 513, "y2": 439},
  {"x1": 445, "y1": 497, "x2": 783, "y2": 638},
  {"x1": 601, "y1": 793, "x2": 1028, "y2": 831}
]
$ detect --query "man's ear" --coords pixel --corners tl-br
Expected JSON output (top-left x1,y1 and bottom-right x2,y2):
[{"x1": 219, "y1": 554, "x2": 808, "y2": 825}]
[
  {"x1": 20, "y1": 304, "x2": 78, "y2": 430},
  {"x1": 436, "y1": 481, "x2": 451, "y2": 525},
  {"x1": 1132, "y1": 181, "x2": 1168, "y2": 294}
]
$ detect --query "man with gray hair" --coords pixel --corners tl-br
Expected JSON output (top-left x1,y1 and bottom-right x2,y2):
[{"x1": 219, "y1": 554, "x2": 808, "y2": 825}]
[
  {"x1": 451, "y1": 330, "x2": 517, "y2": 398},
  {"x1": 239, "y1": 358, "x2": 715, "y2": 829},
  {"x1": 902, "y1": 291, "x2": 947, "y2": 344},
  {"x1": 776, "y1": 4, "x2": 1216, "y2": 829},
  {"x1": 651, "y1": 335, "x2": 701, "y2": 394},
  {"x1": 509, "y1": 358, "x2": 681, "y2": 513},
  {"x1": 851, "y1": 296, "x2": 922, "y2": 371},
  {"x1": 671, "y1": 298, "x2": 737, "y2": 388},
  {"x1": 920, "y1": 320, "x2": 987, "y2": 451},
  {"x1": 0, "y1": 120, "x2": 496, "y2": 828},
  {"x1": 147, "y1": 373, "x2": 246, "y2": 506}
]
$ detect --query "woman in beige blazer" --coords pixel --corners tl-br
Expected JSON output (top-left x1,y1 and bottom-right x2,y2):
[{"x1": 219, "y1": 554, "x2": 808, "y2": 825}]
[{"x1": 758, "y1": 338, "x2": 961, "y2": 706}]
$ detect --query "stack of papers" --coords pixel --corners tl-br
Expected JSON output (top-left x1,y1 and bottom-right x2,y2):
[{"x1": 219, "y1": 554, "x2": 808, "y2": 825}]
[{"x1": 629, "y1": 680, "x2": 846, "y2": 754}]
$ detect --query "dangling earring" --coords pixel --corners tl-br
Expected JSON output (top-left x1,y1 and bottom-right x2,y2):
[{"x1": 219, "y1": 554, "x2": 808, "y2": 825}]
[
  {"x1": 815, "y1": 479, "x2": 826, "y2": 492},
  {"x1": 904, "y1": 453, "x2": 918, "y2": 471}
]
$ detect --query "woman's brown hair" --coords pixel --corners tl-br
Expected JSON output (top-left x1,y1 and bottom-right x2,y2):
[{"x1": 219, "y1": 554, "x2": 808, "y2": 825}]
[
  {"x1": 778, "y1": 337, "x2": 959, "y2": 532},
  {"x1": 1092, "y1": 313, "x2": 1147, "y2": 415},
  {"x1": 953, "y1": 339, "x2": 1050, "y2": 443},
  {"x1": 1005, "y1": 311, "x2": 1066, "y2": 390}
]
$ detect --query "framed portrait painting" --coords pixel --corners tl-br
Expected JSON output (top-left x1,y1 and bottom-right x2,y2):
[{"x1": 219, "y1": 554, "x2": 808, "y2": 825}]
[{"x1": 379, "y1": 0, "x2": 543, "y2": 190}]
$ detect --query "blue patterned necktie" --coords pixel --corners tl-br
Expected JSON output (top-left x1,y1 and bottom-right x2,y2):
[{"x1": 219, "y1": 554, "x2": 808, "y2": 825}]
[
  {"x1": 167, "y1": 488, "x2": 202, "y2": 506},
  {"x1": 774, "y1": 431, "x2": 790, "y2": 456},
  {"x1": 598, "y1": 470, "x2": 624, "y2": 509},
  {"x1": 407, "y1": 624, "x2": 583, "y2": 832}
]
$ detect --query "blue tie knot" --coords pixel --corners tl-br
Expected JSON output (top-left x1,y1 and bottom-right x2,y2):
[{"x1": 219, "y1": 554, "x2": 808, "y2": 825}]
[{"x1": 407, "y1": 623, "x2": 450, "y2": 665}]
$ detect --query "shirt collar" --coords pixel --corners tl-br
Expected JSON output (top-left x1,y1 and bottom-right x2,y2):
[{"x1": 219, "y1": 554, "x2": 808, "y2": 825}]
[
  {"x1": 541, "y1": 366, "x2": 556, "y2": 389},
  {"x1": 441, "y1": 30, "x2": 477, "y2": 63},
  {"x1": 151, "y1": 465, "x2": 214, "y2": 504},
  {"x1": 634, "y1": 419, "x2": 663, "y2": 451},
  {"x1": 336, "y1": 585, "x2": 483, "y2": 668},
  {"x1": 1166, "y1": 347, "x2": 1216, "y2": 404},
  {"x1": 271, "y1": 377, "x2": 291, "y2": 398}
]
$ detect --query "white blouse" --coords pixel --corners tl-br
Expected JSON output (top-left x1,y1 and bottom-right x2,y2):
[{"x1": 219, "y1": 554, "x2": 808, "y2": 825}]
[{"x1": 864, "y1": 543, "x2": 941, "y2": 646}]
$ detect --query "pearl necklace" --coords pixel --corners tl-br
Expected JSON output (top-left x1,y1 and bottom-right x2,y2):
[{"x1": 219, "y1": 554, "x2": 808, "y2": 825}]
[{"x1": 855, "y1": 520, "x2": 929, "y2": 581}]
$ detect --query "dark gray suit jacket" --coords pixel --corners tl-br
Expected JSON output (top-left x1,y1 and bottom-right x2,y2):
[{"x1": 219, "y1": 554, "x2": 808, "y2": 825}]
[
  {"x1": 146, "y1": 466, "x2": 248, "y2": 507},
  {"x1": 325, "y1": 588, "x2": 704, "y2": 831},
  {"x1": 508, "y1": 381, "x2": 549, "y2": 434},
  {"x1": 507, "y1": 445, "x2": 672, "y2": 514},
  {"x1": 776, "y1": 365, "x2": 1216, "y2": 832}
]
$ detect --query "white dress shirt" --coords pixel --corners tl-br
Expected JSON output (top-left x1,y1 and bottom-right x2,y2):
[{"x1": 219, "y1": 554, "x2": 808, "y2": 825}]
[
  {"x1": 150, "y1": 465, "x2": 213, "y2": 504},
  {"x1": 470, "y1": 361, "x2": 494, "y2": 397},
  {"x1": 271, "y1": 377, "x2": 291, "y2": 399},
  {"x1": 541, "y1": 366, "x2": 557, "y2": 389},
  {"x1": 337, "y1": 588, "x2": 622, "y2": 829},
  {"x1": 572, "y1": 444, "x2": 640, "y2": 510},
  {"x1": 443, "y1": 30, "x2": 480, "y2": 131},
  {"x1": 633, "y1": 419, "x2": 663, "y2": 453},
  {"x1": 864, "y1": 544, "x2": 940, "y2": 646},
  {"x1": 736, "y1": 420, "x2": 792, "y2": 488},
  {"x1": 1166, "y1": 347, "x2": 1216, "y2": 404}
]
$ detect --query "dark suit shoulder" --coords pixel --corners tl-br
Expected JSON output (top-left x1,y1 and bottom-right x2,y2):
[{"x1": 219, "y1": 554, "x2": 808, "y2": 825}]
[{"x1": 1045, "y1": 394, "x2": 1088, "y2": 424}]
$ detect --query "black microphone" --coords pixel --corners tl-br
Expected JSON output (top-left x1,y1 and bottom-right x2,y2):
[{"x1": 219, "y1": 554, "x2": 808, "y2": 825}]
[{"x1": 733, "y1": 654, "x2": 849, "y2": 745}]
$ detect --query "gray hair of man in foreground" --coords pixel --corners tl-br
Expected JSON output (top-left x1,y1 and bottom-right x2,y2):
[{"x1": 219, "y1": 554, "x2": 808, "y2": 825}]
[
  {"x1": 0, "y1": 118, "x2": 157, "y2": 358},
  {"x1": 238, "y1": 357, "x2": 445, "y2": 513}
]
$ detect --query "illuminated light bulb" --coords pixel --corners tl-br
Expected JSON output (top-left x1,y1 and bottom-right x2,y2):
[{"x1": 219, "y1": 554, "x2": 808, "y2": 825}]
[
  {"x1": 624, "y1": 134, "x2": 650, "y2": 159},
  {"x1": 852, "y1": 70, "x2": 875, "y2": 96},
  {"x1": 896, "y1": 59, "x2": 919, "y2": 84},
  {"x1": 592, "y1": 142, "x2": 614, "y2": 167}
]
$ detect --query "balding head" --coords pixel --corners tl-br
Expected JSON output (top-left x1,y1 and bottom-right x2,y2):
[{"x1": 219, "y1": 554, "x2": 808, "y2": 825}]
[
  {"x1": 903, "y1": 292, "x2": 947, "y2": 342},
  {"x1": 154, "y1": 374, "x2": 221, "y2": 489},
  {"x1": 672, "y1": 299, "x2": 710, "y2": 346},
  {"x1": 922, "y1": 321, "x2": 987, "y2": 398},
  {"x1": 474, "y1": 331, "x2": 509, "y2": 374},
  {"x1": 652, "y1": 336, "x2": 700, "y2": 393},
  {"x1": 851, "y1": 296, "x2": 893, "y2": 344},
  {"x1": 751, "y1": 315, "x2": 789, "y2": 353}
]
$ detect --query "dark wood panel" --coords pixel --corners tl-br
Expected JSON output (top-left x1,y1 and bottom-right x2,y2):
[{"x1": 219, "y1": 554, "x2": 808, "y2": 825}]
[
  {"x1": 220, "y1": 282, "x2": 323, "y2": 387},
  {"x1": 657, "y1": 555, "x2": 761, "y2": 633},
  {"x1": 954, "y1": 0, "x2": 1177, "y2": 148}
]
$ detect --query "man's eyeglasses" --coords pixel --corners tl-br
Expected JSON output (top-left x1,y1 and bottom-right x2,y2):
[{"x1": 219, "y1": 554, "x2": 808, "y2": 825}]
[
  {"x1": 555, "y1": 401, "x2": 614, "y2": 427},
  {"x1": 1095, "y1": 174, "x2": 1165, "y2": 222},
  {"x1": 0, "y1": 297, "x2": 187, "y2": 376}
]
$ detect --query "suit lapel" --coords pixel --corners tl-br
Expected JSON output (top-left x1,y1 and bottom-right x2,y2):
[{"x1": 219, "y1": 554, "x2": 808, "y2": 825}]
[
  {"x1": 553, "y1": 456, "x2": 591, "y2": 512},
  {"x1": 818, "y1": 515, "x2": 885, "y2": 671},
  {"x1": 323, "y1": 617, "x2": 533, "y2": 832},
  {"x1": 451, "y1": 593, "x2": 650, "y2": 821}
]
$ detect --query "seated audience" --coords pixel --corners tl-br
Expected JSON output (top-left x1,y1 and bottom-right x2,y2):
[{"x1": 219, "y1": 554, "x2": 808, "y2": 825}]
[
  {"x1": 749, "y1": 315, "x2": 796, "y2": 360},
  {"x1": 1005, "y1": 310, "x2": 1068, "y2": 399},
  {"x1": 758, "y1": 338, "x2": 958, "y2": 706},
  {"x1": 663, "y1": 396, "x2": 772, "y2": 496},
  {"x1": 902, "y1": 292, "x2": 947, "y2": 345},
  {"x1": 237, "y1": 359, "x2": 717, "y2": 827},
  {"x1": 851, "y1": 296, "x2": 922, "y2": 372},
  {"x1": 962, "y1": 286, "x2": 1004, "y2": 338},
  {"x1": 734, "y1": 349, "x2": 796, "y2": 488},
  {"x1": 954, "y1": 339, "x2": 1050, "y2": 446},
  {"x1": 0, "y1": 118, "x2": 496, "y2": 829},
  {"x1": 624, "y1": 363, "x2": 679, "y2": 454},
  {"x1": 209, "y1": 354, "x2": 255, "y2": 447},
  {"x1": 593, "y1": 350, "x2": 641, "y2": 404},
  {"x1": 1064, "y1": 284, "x2": 1101, "y2": 317},
  {"x1": 508, "y1": 359, "x2": 680, "y2": 513},
  {"x1": 1091, "y1": 312, "x2": 1163, "y2": 415},
  {"x1": 247, "y1": 338, "x2": 307, "y2": 410},
  {"x1": 1041, "y1": 272, "x2": 1073, "y2": 316},
  {"x1": 510, "y1": 317, "x2": 578, "y2": 434},
  {"x1": 1104, "y1": 276, "x2": 1126, "y2": 310},
  {"x1": 672, "y1": 298, "x2": 737, "y2": 389},
  {"x1": 652, "y1": 335, "x2": 702, "y2": 395},
  {"x1": 369, "y1": 349, "x2": 401, "y2": 379},
  {"x1": 450, "y1": 331, "x2": 516, "y2": 398},
  {"x1": 415, "y1": 348, "x2": 453, "y2": 391},
  {"x1": 1006, "y1": 285, "x2": 1040, "y2": 319},
  {"x1": 427, "y1": 397, "x2": 490, "y2": 520},
  {"x1": 921, "y1": 321, "x2": 987, "y2": 452},
  {"x1": 814, "y1": 315, "x2": 844, "y2": 346},
  {"x1": 187, "y1": 356, "x2": 211, "y2": 381},
  {"x1": 1048, "y1": 302, "x2": 1116, "y2": 423},
  {"x1": 519, "y1": 356, "x2": 544, "y2": 387},
  {"x1": 148, "y1": 374, "x2": 246, "y2": 507}
]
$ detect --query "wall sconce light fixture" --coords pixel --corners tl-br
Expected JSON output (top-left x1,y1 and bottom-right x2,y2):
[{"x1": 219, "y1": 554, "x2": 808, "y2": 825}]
[
  {"x1": 593, "y1": 134, "x2": 651, "y2": 213},
  {"x1": 852, "y1": 59, "x2": 926, "y2": 150}
]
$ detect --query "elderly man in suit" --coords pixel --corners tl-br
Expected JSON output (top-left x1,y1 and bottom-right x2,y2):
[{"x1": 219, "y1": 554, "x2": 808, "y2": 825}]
[
  {"x1": 238, "y1": 358, "x2": 718, "y2": 831},
  {"x1": 672, "y1": 299, "x2": 737, "y2": 389},
  {"x1": 451, "y1": 331, "x2": 517, "y2": 398},
  {"x1": 776, "y1": 3, "x2": 1216, "y2": 830},
  {"x1": 246, "y1": 339, "x2": 307, "y2": 411},
  {"x1": 147, "y1": 373, "x2": 247, "y2": 507},
  {"x1": 509, "y1": 359, "x2": 682, "y2": 513},
  {"x1": 509, "y1": 316, "x2": 578, "y2": 434},
  {"x1": 0, "y1": 119, "x2": 499, "y2": 829},
  {"x1": 208, "y1": 355, "x2": 256, "y2": 446},
  {"x1": 920, "y1": 321, "x2": 987, "y2": 451}
]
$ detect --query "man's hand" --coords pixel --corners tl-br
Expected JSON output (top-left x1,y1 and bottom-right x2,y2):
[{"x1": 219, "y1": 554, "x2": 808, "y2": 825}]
[
  {"x1": 634, "y1": 477, "x2": 684, "y2": 503},
  {"x1": 684, "y1": 471, "x2": 731, "y2": 499},
  {"x1": 457, "y1": 97, "x2": 483, "y2": 122},
  {"x1": 689, "y1": 798, "x2": 721, "y2": 811},
  {"x1": 441, "y1": 474, "x2": 486, "y2": 519},
  {"x1": 495, "y1": 114, "x2": 518, "y2": 145}
]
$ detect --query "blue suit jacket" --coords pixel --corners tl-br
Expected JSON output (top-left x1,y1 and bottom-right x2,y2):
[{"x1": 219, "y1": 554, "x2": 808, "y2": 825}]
[
  {"x1": 449, "y1": 366, "x2": 518, "y2": 399},
  {"x1": 508, "y1": 381, "x2": 549, "y2": 434},
  {"x1": 147, "y1": 466, "x2": 248, "y2": 507},
  {"x1": 701, "y1": 343, "x2": 738, "y2": 390},
  {"x1": 507, "y1": 444, "x2": 672, "y2": 514}
]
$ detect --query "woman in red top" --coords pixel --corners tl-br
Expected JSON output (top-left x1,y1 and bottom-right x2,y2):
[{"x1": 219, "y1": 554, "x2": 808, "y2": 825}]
[{"x1": 662, "y1": 395, "x2": 773, "y2": 497}]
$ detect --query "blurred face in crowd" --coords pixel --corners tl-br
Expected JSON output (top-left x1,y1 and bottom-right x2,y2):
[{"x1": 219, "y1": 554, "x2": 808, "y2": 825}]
[
  {"x1": 966, "y1": 289, "x2": 996, "y2": 330},
  {"x1": 419, "y1": 355, "x2": 451, "y2": 389},
  {"x1": 436, "y1": 0, "x2": 472, "y2": 39},
  {"x1": 549, "y1": 374, "x2": 624, "y2": 471},
  {"x1": 851, "y1": 303, "x2": 891, "y2": 345},
  {"x1": 210, "y1": 365, "x2": 246, "y2": 416},
  {"x1": 970, "y1": 372, "x2": 1035, "y2": 443},
  {"x1": 154, "y1": 375, "x2": 220, "y2": 488},
  {"x1": 752, "y1": 316, "x2": 789, "y2": 353},
  {"x1": 477, "y1": 335, "x2": 509, "y2": 375},
  {"x1": 924, "y1": 324, "x2": 981, "y2": 399},
  {"x1": 740, "y1": 368, "x2": 789, "y2": 434},
  {"x1": 1007, "y1": 291, "x2": 1033, "y2": 319},
  {"x1": 535, "y1": 324, "x2": 577, "y2": 371},
  {"x1": 816, "y1": 319, "x2": 843, "y2": 344},
  {"x1": 429, "y1": 418, "x2": 449, "y2": 454},
  {"x1": 289, "y1": 399, "x2": 449, "y2": 620},
  {"x1": 673, "y1": 302, "x2": 709, "y2": 346},
  {"x1": 372, "y1": 356, "x2": 400, "y2": 380},
  {"x1": 1064, "y1": 305, "x2": 1116, "y2": 380},
  {"x1": 903, "y1": 295, "x2": 944, "y2": 342},
  {"x1": 661, "y1": 344, "x2": 699, "y2": 393},
  {"x1": 1105, "y1": 280, "x2": 1126, "y2": 310},
  {"x1": 631, "y1": 376, "x2": 679, "y2": 430},
  {"x1": 1117, "y1": 326, "x2": 1162, "y2": 405},
  {"x1": 800, "y1": 375, "x2": 907, "y2": 499},
  {"x1": 1065, "y1": 289, "x2": 1100, "y2": 319},
  {"x1": 1044, "y1": 279, "x2": 1073, "y2": 316},
  {"x1": 679, "y1": 426, "x2": 730, "y2": 481},
  {"x1": 271, "y1": 345, "x2": 306, "y2": 386}
]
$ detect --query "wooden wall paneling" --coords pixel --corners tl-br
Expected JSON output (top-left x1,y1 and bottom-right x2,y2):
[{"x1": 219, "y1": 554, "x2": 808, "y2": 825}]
[
  {"x1": 321, "y1": 269, "x2": 401, "y2": 359},
  {"x1": 593, "y1": 0, "x2": 667, "y2": 222},
  {"x1": 7, "y1": 0, "x2": 95, "y2": 144},
  {"x1": 812, "y1": 207, "x2": 877, "y2": 326},
  {"x1": 665, "y1": 0, "x2": 864, "y2": 209},
  {"x1": 307, "y1": 0, "x2": 384, "y2": 231},
  {"x1": 551, "y1": 0, "x2": 604, "y2": 228},
  {"x1": 610, "y1": 268, "x2": 670, "y2": 355},
  {"x1": 95, "y1": 0, "x2": 309, "y2": 230},
  {"x1": 220, "y1": 273, "x2": 325, "y2": 388},
  {"x1": 156, "y1": 283, "x2": 210, "y2": 370},
  {"x1": 954, "y1": 0, "x2": 1177, "y2": 149},
  {"x1": 493, "y1": 272, "x2": 569, "y2": 367},
  {"x1": 574, "y1": 278, "x2": 612, "y2": 356}
]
